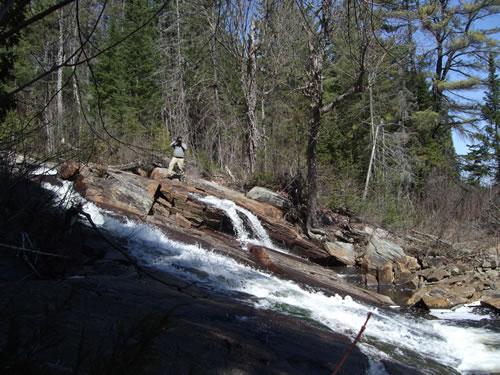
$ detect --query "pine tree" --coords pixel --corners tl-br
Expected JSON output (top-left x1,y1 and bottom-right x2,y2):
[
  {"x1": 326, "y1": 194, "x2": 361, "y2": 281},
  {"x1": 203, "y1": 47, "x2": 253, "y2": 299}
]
[
  {"x1": 464, "y1": 53, "x2": 500, "y2": 185},
  {"x1": 482, "y1": 53, "x2": 500, "y2": 185},
  {"x1": 413, "y1": 0, "x2": 499, "y2": 174},
  {"x1": 0, "y1": 0, "x2": 28, "y2": 121},
  {"x1": 92, "y1": 0, "x2": 162, "y2": 153}
]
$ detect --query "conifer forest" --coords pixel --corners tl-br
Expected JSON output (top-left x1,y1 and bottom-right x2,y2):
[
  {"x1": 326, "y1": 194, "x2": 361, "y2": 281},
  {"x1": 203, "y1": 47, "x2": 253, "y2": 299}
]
[{"x1": 1, "y1": 0, "x2": 499, "y2": 239}]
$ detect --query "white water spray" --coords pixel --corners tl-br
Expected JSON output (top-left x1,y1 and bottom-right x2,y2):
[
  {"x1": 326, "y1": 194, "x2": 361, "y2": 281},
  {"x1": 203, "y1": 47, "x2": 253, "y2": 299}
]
[{"x1": 193, "y1": 194, "x2": 283, "y2": 252}]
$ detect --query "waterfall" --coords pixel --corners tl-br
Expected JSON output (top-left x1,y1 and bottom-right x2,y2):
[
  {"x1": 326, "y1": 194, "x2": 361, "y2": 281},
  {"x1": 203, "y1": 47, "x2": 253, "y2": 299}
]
[
  {"x1": 43, "y1": 182, "x2": 500, "y2": 375},
  {"x1": 193, "y1": 194, "x2": 282, "y2": 252}
]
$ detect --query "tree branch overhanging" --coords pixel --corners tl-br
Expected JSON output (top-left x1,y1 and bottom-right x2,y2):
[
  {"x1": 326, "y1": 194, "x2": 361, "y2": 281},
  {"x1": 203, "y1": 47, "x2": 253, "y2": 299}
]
[{"x1": 0, "y1": 0, "x2": 76, "y2": 42}]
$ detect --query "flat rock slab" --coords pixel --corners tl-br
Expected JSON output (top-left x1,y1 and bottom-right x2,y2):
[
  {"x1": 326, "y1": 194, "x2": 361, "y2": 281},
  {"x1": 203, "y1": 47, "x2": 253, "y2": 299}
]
[
  {"x1": 0, "y1": 261, "x2": 371, "y2": 375},
  {"x1": 406, "y1": 286, "x2": 469, "y2": 309},
  {"x1": 75, "y1": 168, "x2": 159, "y2": 216},
  {"x1": 250, "y1": 246, "x2": 395, "y2": 306}
]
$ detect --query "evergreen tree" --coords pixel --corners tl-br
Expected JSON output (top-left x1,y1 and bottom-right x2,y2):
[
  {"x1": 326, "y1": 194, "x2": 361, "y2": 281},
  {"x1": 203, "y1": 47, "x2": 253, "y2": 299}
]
[
  {"x1": 464, "y1": 52, "x2": 500, "y2": 185},
  {"x1": 92, "y1": 0, "x2": 162, "y2": 155},
  {"x1": 482, "y1": 53, "x2": 500, "y2": 184},
  {"x1": 0, "y1": 0, "x2": 28, "y2": 121},
  {"x1": 413, "y1": 0, "x2": 499, "y2": 174}
]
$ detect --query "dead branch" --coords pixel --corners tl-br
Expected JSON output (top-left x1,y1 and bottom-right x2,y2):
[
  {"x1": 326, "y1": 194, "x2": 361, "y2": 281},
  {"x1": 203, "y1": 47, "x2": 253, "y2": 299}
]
[
  {"x1": 411, "y1": 230, "x2": 453, "y2": 247},
  {"x1": 0, "y1": 243, "x2": 68, "y2": 258}
]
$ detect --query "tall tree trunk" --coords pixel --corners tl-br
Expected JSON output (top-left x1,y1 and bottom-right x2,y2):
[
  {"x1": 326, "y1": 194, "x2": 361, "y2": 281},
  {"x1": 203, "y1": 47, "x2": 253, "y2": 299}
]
[
  {"x1": 43, "y1": 42, "x2": 53, "y2": 153},
  {"x1": 71, "y1": 10, "x2": 82, "y2": 146},
  {"x1": 244, "y1": 19, "x2": 258, "y2": 174},
  {"x1": 405, "y1": 0, "x2": 416, "y2": 74},
  {"x1": 56, "y1": 8, "x2": 64, "y2": 144},
  {"x1": 304, "y1": 0, "x2": 328, "y2": 232},
  {"x1": 363, "y1": 85, "x2": 379, "y2": 200},
  {"x1": 301, "y1": 0, "x2": 367, "y2": 234},
  {"x1": 305, "y1": 94, "x2": 322, "y2": 230},
  {"x1": 261, "y1": 98, "x2": 266, "y2": 172},
  {"x1": 176, "y1": 0, "x2": 185, "y2": 137},
  {"x1": 209, "y1": 4, "x2": 222, "y2": 167}
]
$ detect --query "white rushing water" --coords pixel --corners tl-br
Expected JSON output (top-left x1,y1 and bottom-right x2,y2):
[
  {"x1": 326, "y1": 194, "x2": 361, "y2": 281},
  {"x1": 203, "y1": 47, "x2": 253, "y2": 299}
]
[
  {"x1": 43, "y1": 180, "x2": 500, "y2": 375},
  {"x1": 193, "y1": 194, "x2": 286, "y2": 253}
]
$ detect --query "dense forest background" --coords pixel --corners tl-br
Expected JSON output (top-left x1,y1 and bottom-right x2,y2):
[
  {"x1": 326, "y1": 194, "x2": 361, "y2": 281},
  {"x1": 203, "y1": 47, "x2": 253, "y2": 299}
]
[{"x1": 0, "y1": 0, "x2": 499, "y2": 242}]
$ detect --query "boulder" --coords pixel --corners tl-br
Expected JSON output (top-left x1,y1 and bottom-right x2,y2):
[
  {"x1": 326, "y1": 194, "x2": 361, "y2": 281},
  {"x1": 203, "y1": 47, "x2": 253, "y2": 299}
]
[
  {"x1": 426, "y1": 267, "x2": 451, "y2": 282},
  {"x1": 480, "y1": 298, "x2": 500, "y2": 312},
  {"x1": 406, "y1": 286, "x2": 468, "y2": 309},
  {"x1": 246, "y1": 186, "x2": 291, "y2": 209},
  {"x1": 359, "y1": 229, "x2": 420, "y2": 288},
  {"x1": 360, "y1": 250, "x2": 390, "y2": 271},
  {"x1": 175, "y1": 213, "x2": 192, "y2": 229},
  {"x1": 59, "y1": 160, "x2": 80, "y2": 180},
  {"x1": 359, "y1": 250, "x2": 400, "y2": 286},
  {"x1": 393, "y1": 256, "x2": 420, "y2": 284},
  {"x1": 367, "y1": 228, "x2": 406, "y2": 261},
  {"x1": 450, "y1": 285, "x2": 476, "y2": 300},
  {"x1": 422, "y1": 256, "x2": 450, "y2": 268},
  {"x1": 324, "y1": 241, "x2": 356, "y2": 266},
  {"x1": 150, "y1": 167, "x2": 170, "y2": 180},
  {"x1": 433, "y1": 273, "x2": 473, "y2": 285},
  {"x1": 400, "y1": 273, "x2": 420, "y2": 290},
  {"x1": 377, "y1": 262, "x2": 393, "y2": 285},
  {"x1": 365, "y1": 272, "x2": 378, "y2": 287},
  {"x1": 417, "y1": 268, "x2": 433, "y2": 279}
]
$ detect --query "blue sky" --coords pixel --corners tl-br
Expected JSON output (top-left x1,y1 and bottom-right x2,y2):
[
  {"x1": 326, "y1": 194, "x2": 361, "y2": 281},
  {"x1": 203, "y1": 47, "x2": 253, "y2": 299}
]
[{"x1": 451, "y1": 11, "x2": 500, "y2": 156}]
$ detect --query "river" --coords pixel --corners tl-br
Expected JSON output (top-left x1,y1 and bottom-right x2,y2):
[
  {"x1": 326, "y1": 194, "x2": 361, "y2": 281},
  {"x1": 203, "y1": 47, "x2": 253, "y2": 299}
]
[{"x1": 43, "y1": 178, "x2": 500, "y2": 375}]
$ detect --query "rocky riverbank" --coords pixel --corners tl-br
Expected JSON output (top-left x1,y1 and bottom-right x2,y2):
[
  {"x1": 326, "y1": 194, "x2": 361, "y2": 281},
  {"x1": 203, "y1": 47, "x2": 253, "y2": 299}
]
[
  {"x1": 0, "y1": 161, "x2": 416, "y2": 375},
  {"x1": 66, "y1": 160, "x2": 499, "y2": 312},
  {"x1": 1, "y1": 158, "x2": 499, "y2": 375}
]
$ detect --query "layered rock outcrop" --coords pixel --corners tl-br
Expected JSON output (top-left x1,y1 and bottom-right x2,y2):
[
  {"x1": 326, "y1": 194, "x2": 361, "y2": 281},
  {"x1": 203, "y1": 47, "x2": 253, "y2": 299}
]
[
  {"x1": 66, "y1": 163, "x2": 394, "y2": 307},
  {"x1": 62, "y1": 161, "x2": 499, "y2": 310}
]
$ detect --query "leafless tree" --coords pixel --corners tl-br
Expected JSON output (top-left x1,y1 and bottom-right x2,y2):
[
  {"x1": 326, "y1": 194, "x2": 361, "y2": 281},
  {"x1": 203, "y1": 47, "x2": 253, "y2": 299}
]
[{"x1": 298, "y1": 0, "x2": 369, "y2": 235}]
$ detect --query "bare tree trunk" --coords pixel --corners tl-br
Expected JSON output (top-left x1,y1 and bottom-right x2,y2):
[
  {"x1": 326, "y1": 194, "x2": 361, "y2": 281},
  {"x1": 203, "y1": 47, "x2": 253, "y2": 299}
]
[
  {"x1": 382, "y1": 123, "x2": 386, "y2": 183},
  {"x1": 363, "y1": 85, "x2": 379, "y2": 200},
  {"x1": 304, "y1": 0, "x2": 328, "y2": 233},
  {"x1": 243, "y1": 19, "x2": 258, "y2": 174},
  {"x1": 306, "y1": 95, "x2": 322, "y2": 230},
  {"x1": 301, "y1": 0, "x2": 367, "y2": 234},
  {"x1": 175, "y1": 0, "x2": 186, "y2": 139},
  {"x1": 261, "y1": 98, "x2": 266, "y2": 172},
  {"x1": 212, "y1": 53, "x2": 223, "y2": 166},
  {"x1": 56, "y1": 7, "x2": 64, "y2": 145},
  {"x1": 71, "y1": 10, "x2": 81, "y2": 144},
  {"x1": 43, "y1": 41, "x2": 54, "y2": 153}
]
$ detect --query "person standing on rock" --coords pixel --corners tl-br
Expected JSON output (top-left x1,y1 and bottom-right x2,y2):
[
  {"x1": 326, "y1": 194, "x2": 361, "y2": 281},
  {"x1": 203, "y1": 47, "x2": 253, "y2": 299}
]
[{"x1": 167, "y1": 136, "x2": 187, "y2": 180}]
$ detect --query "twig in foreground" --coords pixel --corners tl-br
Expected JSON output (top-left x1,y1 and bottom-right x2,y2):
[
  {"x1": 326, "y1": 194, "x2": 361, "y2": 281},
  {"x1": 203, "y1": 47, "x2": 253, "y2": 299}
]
[
  {"x1": 332, "y1": 311, "x2": 372, "y2": 375},
  {"x1": 0, "y1": 243, "x2": 68, "y2": 258}
]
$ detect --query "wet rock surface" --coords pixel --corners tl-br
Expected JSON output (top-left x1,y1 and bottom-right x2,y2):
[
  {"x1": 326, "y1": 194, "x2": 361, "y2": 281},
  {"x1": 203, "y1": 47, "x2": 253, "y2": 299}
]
[
  {"x1": 0, "y1": 242, "x2": 371, "y2": 375},
  {"x1": 70, "y1": 163, "x2": 500, "y2": 310}
]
